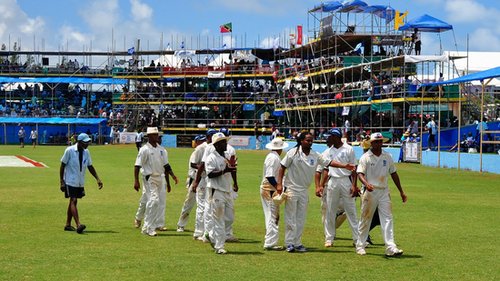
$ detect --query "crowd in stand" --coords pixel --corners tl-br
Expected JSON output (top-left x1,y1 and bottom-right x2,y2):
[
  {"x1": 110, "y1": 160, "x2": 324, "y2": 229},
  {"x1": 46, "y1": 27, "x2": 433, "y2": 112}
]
[{"x1": 0, "y1": 82, "x2": 122, "y2": 120}]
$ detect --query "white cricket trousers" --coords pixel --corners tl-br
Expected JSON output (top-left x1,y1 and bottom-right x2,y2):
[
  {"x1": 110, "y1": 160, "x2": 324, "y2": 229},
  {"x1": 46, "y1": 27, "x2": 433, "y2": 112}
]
[
  {"x1": 203, "y1": 180, "x2": 213, "y2": 237},
  {"x1": 135, "y1": 176, "x2": 167, "y2": 229},
  {"x1": 260, "y1": 187, "x2": 280, "y2": 248},
  {"x1": 135, "y1": 185, "x2": 147, "y2": 221},
  {"x1": 284, "y1": 188, "x2": 308, "y2": 247},
  {"x1": 176, "y1": 177, "x2": 197, "y2": 228},
  {"x1": 321, "y1": 188, "x2": 347, "y2": 230},
  {"x1": 356, "y1": 187, "x2": 397, "y2": 251},
  {"x1": 210, "y1": 189, "x2": 234, "y2": 250},
  {"x1": 324, "y1": 177, "x2": 359, "y2": 243},
  {"x1": 141, "y1": 175, "x2": 162, "y2": 234},
  {"x1": 156, "y1": 177, "x2": 167, "y2": 228},
  {"x1": 193, "y1": 177, "x2": 207, "y2": 238}
]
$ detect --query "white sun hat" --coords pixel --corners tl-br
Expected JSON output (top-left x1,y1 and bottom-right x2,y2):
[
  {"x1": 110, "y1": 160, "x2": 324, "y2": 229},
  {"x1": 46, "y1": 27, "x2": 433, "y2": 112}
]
[
  {"x1": 265, "y1": 138, "x2": 289, "y2": 151},
  {"x1": 272, "y1": 192, "x2": 288, "y2": 205},
  {"x1": 146, "y1": 127, "x2": 159, "y2": 135},
  {"x1": 369, "y1": 132, "x2": 389, "y2": 143},
  {"x1": 212, "y1": 132, "x2": 230, "y2": 144}
]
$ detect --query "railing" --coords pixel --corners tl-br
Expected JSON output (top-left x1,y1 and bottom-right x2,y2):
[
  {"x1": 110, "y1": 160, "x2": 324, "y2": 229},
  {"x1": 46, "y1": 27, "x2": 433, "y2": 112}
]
[
  {"x1": 116, "y1": 91, "x2": 278, "y2": 103},
  {"x1": 275, "y1": 85, "x2": 461, "y2": 110},
  {"x1": 0, "y1": 64, "x2": 275, "y2": 77},
  {"x1": 275, "y1": 55, "x2": 392, "y2": 81},
  {"x1": 114, "y1": 65, "x2": 275, "y2": 77}
]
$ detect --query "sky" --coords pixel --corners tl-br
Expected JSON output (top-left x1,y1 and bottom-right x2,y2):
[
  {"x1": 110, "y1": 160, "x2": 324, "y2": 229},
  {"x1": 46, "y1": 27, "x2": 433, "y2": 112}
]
[{"x1": 1, "y1": 0, "x2": 499, "y2": 59}]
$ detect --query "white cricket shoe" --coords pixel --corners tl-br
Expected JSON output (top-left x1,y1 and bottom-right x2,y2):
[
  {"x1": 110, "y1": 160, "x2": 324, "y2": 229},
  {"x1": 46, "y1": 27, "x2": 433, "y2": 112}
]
[
  {"x1": 356, "y1": 248, "x2": 366, "y2": 255},
  {"x1": 385, "y1": 247, "x2": 403, "y2": 257},
  {"x1": 216, "y1": 248, "x2": 227, "y2": 254}
]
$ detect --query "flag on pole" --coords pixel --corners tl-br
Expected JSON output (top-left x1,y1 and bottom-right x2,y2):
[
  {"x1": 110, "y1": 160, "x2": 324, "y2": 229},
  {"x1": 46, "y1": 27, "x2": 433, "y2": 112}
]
[
  {"x1": 180, "y1": 41, "x2": 185, "y2": 49},
  {"x1": 220, "y1": 22, "x2": 232, "y2": 33},
  {"x1": 297, "y1": 25, "x2": 303, "y2": 45},
  {"x1": 127, "y1": 47, "x2": 135, "y2": 55},
  {"x1": 394, "y1": 10, "x2": 408, "y2": 30}
]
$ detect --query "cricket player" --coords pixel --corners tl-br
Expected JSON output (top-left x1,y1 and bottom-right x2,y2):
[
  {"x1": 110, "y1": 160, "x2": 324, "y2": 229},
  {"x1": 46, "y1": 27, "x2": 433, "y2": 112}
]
[
  {"x1": 316, "y1": 128, "x2": 360, "y2": 248},
  {"x1": 205, "y1": 132, "x2": 237, "y2": 254},
  {"x1": 133, "y1": 127, "x2": 173, "y2": 237},
  {"x1": 355, "y1": 132, "x2": 407, "y2": 257},
  {"x1": 276, "y1": 131, "x2": 355, "y2": 253},
  {"x1": 260, "y1": 137, "x2": 288, "y2": 250},
  {"x1": 176, "y1": 134, "x2": 206, "y2": 234}
]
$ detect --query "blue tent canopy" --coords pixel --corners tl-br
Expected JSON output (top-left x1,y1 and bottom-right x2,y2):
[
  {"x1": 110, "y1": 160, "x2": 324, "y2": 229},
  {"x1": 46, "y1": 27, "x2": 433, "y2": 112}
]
[
  {"x1": 423, "y1": 66, "x2": 500, "y2": 86},
  {"x1": 311, "y1": 1, "x2": 343, "y2": 12},
  {"x1": 311, "y1": 1, "x2": 394, "y2": 21},
  {"x1": 399, "y1": 14, "x2": 453, "y2": 32},
  {"x1": 0, "y1": 76, "x2": 127, "y2": 84},
  {"x1": 337, "y1": 0, "x2": 368, "y2": 13},
  {"x1": 0, "y1": 117, "x2": 107, "y2": 125}
]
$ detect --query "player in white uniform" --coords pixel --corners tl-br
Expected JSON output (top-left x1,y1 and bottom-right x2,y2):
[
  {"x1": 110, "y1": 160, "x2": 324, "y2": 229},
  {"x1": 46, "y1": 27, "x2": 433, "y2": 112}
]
[
  {"x1": 356, "y1": 132, "x2": 407, "y2": 256},
  {"x1": 176, "y1": 135, "x2": 206, "y2": 233},
  {"x1": 134, "y1": 132, "x2": 178, "y2": 232},
  {"x1": 315, "y1": 130, "x2": 347, "y2": 233},
  {"x1": 204, "y1": 132, "x2": 237, "y2": 254},
  {"x1": 276, "y1": 131, "x2": 356, "y2": 253},
  {"x1": 155, "y1": 133, "x2": 178, "y2": 231},
  {"x1": 133, "y1": 127, "x2": 173, "y2": 237},
  {"x1": 191, "y1": 128, "x2": 218, "y2": 241},
  {"x1": 220, "y1": 128, "x2": 239, "y2": 242},
  {"x1": 260, "y1": 138, "x2": 288, "y2": 250},
  {"x1": 316, "y1": 128, "x2": 360, "y2": 248}
]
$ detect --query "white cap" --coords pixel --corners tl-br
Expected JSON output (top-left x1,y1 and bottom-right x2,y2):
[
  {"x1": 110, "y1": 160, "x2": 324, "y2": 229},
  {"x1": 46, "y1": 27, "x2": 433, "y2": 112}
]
[{"x1": 77, "y1": 133, "x2": 91, "y2": 143}]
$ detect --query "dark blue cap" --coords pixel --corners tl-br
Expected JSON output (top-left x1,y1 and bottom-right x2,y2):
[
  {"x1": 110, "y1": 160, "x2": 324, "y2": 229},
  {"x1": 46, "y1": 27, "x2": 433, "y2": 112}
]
[
  {"x1": 219, "y1": 127, "x2": 230, "y2": 136},
  {"x1": 206, "y1": 128, "x2": 217, "y2": 136},
  {"x1": 195, "y1": 134, "x2": 207, "y2": 141},
  {"x1": 326, "y1": 128, "x2": 342, "y2": 138}
]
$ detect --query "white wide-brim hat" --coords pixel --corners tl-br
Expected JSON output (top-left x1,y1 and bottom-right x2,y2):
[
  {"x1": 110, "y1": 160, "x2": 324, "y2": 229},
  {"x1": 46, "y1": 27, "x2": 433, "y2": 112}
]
[
  {"x1": 272, "y1": 192, "x2": 287, "y2": 205},
  {"x1": 265, "y1": 138, "x2": 289, "y2": 150},
  {"x1": 146, "y1": 127, "x2": 159, "y2": 135},
  {"x1": 212, "y1": 132, "x2": 230, "y2": 144},
  {"x1": 369, "y1": 132, "x2": 389, "y2": 143}
]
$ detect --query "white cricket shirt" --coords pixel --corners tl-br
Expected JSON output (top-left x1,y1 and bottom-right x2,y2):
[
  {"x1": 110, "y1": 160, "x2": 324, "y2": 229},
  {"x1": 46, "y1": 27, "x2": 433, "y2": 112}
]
[
  {"x1": 356, "y1": 149, "x2": 396, "y2": 189},
  {"x1": 281, "y1": 146, "x2": 330, "y2": 191}
]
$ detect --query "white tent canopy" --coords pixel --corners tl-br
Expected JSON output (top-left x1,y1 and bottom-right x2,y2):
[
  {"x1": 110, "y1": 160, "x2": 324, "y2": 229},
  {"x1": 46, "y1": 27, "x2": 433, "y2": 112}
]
[{"x1": 443, "y1": 51, "x2": 500, "y2": 86}]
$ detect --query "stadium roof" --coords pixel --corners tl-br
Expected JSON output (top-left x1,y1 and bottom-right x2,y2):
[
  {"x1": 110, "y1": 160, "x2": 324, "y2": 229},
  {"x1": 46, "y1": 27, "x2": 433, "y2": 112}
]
[
  {"x1": 0, "y1": 77, "x2": 127, "y2": 84},
  {"x1": 0, "y1": 117, "x2": 107, "y2": 125},
  {"x1": 423, "y1": 66, "x2": 500, "y2": 86}
]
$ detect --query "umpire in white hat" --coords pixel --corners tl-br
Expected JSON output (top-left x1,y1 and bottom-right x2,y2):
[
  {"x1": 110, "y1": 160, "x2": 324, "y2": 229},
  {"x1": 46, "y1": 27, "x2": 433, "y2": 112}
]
[{"x1": 260, "y1": 138, "x2": 289, "y2": 250}]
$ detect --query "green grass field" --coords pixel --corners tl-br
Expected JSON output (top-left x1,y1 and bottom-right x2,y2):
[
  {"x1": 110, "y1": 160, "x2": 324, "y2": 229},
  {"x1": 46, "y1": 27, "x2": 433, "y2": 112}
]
[{"x1": 0, "y1": 144, "x2": 498, "y2": 281}]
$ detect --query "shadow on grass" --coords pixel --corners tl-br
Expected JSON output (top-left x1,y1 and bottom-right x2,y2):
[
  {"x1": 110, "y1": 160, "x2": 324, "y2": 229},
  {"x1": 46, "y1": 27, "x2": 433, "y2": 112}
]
[
  {"x1": 227, "y1": 251, "x2": 264, "y2": 256},
  {"x1": 230, "y1": 238, "x2": 260, "y2": 244},
  {"x1": 307, "y1": 247, "x2": 353, "y2": 254},
  {"x1": 334, "y1": 237, "x2": 353, "y2": 241},
  {"x1": 157, "y1": 233, "x2": 192, "y2": 237},
  {"x1": 84, "y1": 230, "x2": 119, "y2": 234},
  {"x1": 363, "y1": 253, "x2": 423, "y2": 259}
]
